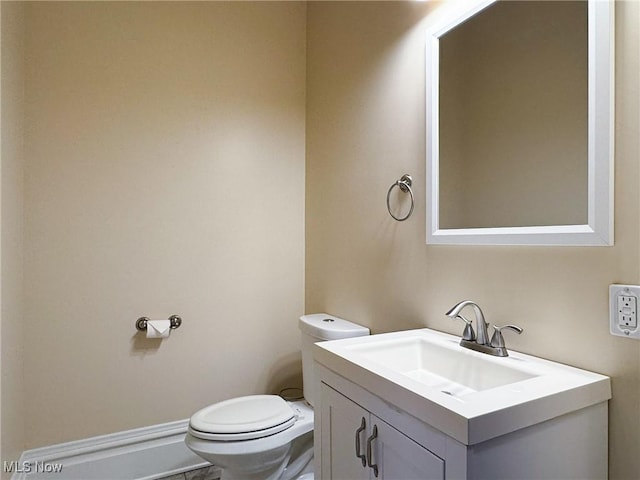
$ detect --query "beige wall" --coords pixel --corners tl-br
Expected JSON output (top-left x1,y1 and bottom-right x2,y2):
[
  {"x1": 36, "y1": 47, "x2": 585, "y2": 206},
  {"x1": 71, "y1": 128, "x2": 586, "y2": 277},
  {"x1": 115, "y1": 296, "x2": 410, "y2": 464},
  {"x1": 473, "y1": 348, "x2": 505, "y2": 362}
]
[
  {"x1": 22, "y1": 1, "x2": 306, "y2": 448},
  {"x1": 1, "y1": 0, "x2": 25, "y2": 472},
  {"x1": 1, "y1": 1, "x2": 639, "y2": 478},
  {"x1": 306, "y1": 1, "x2": 640, "y2": 479}
]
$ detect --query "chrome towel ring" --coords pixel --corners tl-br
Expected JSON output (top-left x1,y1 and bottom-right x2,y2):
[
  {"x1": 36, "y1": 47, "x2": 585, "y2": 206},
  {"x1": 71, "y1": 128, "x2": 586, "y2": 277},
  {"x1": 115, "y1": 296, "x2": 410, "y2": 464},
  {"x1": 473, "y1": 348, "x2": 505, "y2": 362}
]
[{"x1": 386, "y1": 174, "x2": 414, "y2": 222}]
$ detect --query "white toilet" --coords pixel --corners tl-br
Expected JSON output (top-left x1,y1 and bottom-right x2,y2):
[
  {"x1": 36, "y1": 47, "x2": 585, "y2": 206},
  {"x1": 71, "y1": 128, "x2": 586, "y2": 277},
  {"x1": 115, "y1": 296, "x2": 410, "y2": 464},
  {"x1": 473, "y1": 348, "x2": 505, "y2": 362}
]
[{"x1": 184, "y1": 313, "x2": 370, "y2": 480}]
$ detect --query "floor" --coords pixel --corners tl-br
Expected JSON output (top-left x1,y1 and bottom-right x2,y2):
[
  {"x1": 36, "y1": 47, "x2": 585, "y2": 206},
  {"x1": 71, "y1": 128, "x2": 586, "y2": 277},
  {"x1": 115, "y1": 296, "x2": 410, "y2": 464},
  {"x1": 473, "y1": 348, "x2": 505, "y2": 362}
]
[{"x1": 159, "y1": 465, "x2": 221, "y2": 480}]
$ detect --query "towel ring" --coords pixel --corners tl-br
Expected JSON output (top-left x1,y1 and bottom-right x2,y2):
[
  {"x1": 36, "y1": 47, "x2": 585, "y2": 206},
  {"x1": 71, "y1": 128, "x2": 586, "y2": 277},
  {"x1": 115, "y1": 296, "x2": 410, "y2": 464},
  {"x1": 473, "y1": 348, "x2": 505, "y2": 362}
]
[{"x1": 386, "y1": 174, "x2": 414, "y2": 222}]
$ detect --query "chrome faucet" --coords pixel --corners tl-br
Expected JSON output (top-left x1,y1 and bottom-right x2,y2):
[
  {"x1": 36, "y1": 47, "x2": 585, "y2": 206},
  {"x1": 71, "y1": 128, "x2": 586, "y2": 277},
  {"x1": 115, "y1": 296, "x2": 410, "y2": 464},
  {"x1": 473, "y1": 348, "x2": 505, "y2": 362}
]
[
  {"x1": 446, "y1": 300, "x2": 523, "y2": 357},
  {"x1": 446, "y1": 300, "x2": 490, "y2": 345}
]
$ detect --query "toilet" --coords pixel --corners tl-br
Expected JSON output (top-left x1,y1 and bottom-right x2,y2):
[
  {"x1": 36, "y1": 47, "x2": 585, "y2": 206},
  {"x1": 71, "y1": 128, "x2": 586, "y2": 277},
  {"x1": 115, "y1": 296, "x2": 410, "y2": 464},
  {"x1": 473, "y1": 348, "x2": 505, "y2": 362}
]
[{"x1": 184, "y1": 313, "x2": 370, "y2": 480}]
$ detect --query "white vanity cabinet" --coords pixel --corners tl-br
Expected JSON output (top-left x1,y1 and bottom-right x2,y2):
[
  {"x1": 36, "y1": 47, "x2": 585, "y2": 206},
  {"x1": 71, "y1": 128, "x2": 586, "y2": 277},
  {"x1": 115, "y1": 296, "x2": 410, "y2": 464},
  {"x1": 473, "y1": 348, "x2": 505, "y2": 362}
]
[
  {"x1": 313, "y1": 329, "x2": 611, "y2": 480},
  {"x1": 320, "y1": 383, "x2": 444, "y2": 479}
]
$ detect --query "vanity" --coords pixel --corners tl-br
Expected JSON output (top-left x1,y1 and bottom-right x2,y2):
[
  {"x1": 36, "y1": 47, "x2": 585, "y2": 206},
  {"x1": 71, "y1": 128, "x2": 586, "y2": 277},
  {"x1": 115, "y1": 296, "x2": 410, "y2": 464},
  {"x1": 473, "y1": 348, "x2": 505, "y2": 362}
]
[{"x1": 312, "y1": 329, "x2": 611, "y2": 479}]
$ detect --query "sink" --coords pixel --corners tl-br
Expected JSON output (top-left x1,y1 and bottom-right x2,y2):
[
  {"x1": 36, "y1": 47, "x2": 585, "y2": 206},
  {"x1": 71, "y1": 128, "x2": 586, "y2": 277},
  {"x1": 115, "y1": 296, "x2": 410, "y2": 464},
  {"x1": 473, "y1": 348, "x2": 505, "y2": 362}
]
[
  {"x1": 347, "y1": 337, "x2": 538, "y2": 396},
  {"x1": 314, "y1": 328, "x2": 611, "y2": 444}
]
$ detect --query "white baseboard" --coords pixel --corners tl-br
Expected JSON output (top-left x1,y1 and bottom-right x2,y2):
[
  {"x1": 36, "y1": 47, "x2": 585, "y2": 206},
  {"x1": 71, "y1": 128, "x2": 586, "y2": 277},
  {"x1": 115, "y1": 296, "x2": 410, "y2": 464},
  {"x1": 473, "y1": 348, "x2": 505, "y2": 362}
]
[{"x1": 9, "y1": 420, "x2": 219, "y2": 480}]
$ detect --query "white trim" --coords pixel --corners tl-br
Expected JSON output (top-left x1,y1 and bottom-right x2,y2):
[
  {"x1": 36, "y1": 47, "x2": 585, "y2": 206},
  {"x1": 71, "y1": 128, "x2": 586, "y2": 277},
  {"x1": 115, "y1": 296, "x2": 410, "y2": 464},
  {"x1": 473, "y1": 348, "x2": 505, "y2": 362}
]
[
  {"x1": 426, "y1": 0, "x2": 615, "y2": 247},
  {"x1": 428, "y1": 224, "x2": 610, "y2": 247},
  {"x1": 11, "y1": 420, "x2": 218, "y2": 480}
]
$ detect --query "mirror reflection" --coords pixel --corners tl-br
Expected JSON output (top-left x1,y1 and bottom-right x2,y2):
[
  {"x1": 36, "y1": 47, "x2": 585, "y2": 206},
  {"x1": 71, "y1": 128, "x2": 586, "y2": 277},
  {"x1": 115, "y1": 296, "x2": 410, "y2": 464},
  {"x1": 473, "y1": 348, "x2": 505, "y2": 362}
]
[{"x1": 438, "y1": 1, "x2": 588, "y2": 230}]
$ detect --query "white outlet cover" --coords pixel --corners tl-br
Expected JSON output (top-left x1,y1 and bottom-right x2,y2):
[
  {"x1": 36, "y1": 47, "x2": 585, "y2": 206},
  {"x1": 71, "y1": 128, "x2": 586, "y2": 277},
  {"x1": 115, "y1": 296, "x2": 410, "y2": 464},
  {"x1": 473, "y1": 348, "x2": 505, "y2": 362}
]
[{"x1": 610, "y1": 284, "x2": 640, "y2": 339}]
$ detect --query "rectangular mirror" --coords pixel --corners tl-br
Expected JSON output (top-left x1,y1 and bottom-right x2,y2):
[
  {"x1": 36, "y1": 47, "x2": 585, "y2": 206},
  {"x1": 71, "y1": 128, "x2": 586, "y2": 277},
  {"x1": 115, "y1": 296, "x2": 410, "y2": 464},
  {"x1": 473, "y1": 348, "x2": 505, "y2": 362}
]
[{"x1": 426, "y1": 0, "x2": 614, "y2": 246}]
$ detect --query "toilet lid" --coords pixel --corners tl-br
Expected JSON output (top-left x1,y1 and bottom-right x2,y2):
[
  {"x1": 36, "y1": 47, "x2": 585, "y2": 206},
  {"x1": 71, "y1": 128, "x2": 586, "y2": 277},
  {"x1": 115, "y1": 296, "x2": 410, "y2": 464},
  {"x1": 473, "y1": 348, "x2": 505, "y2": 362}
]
[{"x1": 189, "y1": 395, "x2": 296, "y2": 441}]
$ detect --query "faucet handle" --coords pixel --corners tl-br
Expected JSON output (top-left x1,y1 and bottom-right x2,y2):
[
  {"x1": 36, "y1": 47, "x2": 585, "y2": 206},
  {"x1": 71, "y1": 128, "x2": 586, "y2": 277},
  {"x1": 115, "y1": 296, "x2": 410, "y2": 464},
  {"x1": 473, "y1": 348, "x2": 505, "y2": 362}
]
[
  {"x1": 452, "y1": 314, "x2": 476, "y2": 342},
  {"x1": 490, "y1": 324, "x2": 523, "y2": 348}
]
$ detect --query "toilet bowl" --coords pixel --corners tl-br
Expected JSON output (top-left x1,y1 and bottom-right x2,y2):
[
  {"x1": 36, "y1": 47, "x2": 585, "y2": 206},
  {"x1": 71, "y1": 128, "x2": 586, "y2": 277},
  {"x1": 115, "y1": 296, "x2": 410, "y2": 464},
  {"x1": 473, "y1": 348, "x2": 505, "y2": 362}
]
[
  {"x1": 185, "y1": 314, "x2": 369, "y2": 480},
  {"x1": 186, "y1": 396, "x2": 314, "y2": 480}
]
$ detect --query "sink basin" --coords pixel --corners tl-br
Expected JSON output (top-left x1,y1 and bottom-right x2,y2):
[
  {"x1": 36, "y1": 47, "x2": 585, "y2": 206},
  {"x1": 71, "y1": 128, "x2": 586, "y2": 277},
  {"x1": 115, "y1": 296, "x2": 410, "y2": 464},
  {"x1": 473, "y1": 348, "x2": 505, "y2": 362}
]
[
  {"x1": 314, "y1": 328, "x2": 611, "y2": 444},
  {"x1": 347, "y1": 337, "x2": 538, "y2": 396}
]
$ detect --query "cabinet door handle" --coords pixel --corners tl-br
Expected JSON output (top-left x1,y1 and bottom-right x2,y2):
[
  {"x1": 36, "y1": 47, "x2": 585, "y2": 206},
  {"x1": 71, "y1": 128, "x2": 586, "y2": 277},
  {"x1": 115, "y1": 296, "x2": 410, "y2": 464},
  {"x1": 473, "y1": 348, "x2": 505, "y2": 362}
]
[
  {"x1": 366, "y1": 424, "x2": 379, "y2": 478},
  {"x1": 355, "y1": 416, "x2": 367, "y2": 467}
]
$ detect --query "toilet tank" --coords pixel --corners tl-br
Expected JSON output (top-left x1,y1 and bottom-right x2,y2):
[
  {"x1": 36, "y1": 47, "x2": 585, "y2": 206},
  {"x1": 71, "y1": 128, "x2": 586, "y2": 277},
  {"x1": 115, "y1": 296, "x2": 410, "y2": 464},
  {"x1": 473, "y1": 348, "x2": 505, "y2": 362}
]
[{"x1": 299, "y1": 313, "x2": 370, "y2": 407}]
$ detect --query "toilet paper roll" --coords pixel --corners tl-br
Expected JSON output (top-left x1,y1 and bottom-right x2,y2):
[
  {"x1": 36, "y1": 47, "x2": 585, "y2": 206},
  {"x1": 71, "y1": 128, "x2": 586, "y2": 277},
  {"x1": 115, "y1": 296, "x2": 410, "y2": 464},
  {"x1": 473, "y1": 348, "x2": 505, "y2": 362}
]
[{"x1": 146, "y1": 319, "x2": 171, "y2": 339}]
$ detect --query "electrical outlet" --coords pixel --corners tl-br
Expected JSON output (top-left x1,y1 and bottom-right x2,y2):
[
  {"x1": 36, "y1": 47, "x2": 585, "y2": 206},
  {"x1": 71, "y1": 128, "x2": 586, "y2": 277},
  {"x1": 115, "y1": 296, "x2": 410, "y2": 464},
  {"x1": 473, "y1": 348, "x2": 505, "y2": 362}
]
[
  {"x1": 618, "y1": 295, "x2": 637, "y2": 328},
  {"x1": 610, "y1": 285, "x2": 640, "y2": 339}
]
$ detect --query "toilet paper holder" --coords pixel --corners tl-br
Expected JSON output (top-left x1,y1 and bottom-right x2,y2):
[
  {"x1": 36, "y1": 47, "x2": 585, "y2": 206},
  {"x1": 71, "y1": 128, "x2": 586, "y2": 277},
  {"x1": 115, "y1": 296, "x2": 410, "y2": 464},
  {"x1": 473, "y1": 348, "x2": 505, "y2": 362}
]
[{"x1": 136, "y1": 315, "x2": 182, "y2": 332}]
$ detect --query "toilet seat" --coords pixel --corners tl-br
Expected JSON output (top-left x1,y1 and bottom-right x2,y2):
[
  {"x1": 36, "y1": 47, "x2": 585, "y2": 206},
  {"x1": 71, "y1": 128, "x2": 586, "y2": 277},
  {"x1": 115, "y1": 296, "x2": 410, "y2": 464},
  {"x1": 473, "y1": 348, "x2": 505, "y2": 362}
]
[{"x1": 189, "y1": 395, "x2": 297, "y2": 441}]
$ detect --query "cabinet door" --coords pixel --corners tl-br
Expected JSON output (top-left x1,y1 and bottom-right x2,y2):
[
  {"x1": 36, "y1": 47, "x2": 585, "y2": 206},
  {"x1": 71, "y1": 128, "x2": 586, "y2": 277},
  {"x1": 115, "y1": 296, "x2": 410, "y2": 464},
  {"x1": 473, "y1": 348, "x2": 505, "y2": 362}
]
[
  {"x1": 320, "y1": 383, "x2": 370, "y2": 480},
  {"x1": 371, "y1": 418, "x2": 445, "y2": 480},
  {"x1": 320, "y1": 383, "x2": 445, "y2": 480}
]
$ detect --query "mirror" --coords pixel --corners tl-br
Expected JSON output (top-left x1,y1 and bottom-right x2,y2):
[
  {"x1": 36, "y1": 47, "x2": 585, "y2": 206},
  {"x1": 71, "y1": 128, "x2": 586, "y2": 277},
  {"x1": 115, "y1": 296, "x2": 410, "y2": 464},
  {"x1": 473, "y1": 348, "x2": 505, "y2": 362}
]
[{"x1": 426, "y1": 0, "x2": 614, "y2": 246}]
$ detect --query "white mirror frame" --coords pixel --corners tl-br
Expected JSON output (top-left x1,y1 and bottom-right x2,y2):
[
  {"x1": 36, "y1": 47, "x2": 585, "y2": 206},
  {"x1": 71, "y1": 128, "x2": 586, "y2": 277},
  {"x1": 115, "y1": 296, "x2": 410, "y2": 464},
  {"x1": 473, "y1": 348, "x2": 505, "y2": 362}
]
[{"x1": 426, "y1": 0, "x2": 614, "y2": 246}]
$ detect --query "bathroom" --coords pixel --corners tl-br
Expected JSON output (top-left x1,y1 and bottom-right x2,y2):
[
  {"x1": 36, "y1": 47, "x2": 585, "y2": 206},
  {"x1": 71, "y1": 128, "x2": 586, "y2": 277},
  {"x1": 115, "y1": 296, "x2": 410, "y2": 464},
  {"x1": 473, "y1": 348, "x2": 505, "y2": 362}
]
[{"x1": 1, "y1": 0, "x2": 639, "y2": 479}]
